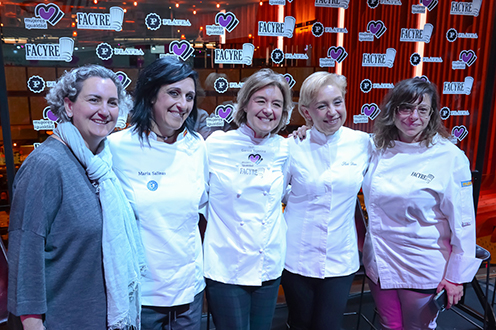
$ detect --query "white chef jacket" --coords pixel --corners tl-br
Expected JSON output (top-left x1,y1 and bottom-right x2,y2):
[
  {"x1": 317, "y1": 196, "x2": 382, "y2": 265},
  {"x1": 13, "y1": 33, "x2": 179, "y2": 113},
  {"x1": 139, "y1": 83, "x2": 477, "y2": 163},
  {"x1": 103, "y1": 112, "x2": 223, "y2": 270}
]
[
  {"x1": 284, "y1": 127, "x2": 371, "y2": 278},
  {"x1": 108, "y1": 128, "x2": 208, "y2": 306},
  {"x1": 362, "y1": 135, "x2": 481, "y2": 289},
  {"x1": 203, "y1": 124, "x2": 289, "y2": 286}
]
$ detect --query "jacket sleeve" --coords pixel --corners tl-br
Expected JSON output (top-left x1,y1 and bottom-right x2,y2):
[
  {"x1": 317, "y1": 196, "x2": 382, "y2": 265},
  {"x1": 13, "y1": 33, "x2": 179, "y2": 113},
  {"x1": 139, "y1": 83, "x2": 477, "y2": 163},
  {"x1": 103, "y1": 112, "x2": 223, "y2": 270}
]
[
  {"x1": 8, "y1": 154, "x2": 61, "y2": 316},
  {"x1": 440, "y1": 152, "x2": 482, "y2": 283}
]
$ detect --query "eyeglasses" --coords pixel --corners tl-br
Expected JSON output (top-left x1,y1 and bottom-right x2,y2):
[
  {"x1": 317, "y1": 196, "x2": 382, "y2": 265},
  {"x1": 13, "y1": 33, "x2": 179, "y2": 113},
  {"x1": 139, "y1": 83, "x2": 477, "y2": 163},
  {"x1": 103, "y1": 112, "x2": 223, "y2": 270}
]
[{"x1": 396, "y1": 103, "x2": 432, "y2": 117}]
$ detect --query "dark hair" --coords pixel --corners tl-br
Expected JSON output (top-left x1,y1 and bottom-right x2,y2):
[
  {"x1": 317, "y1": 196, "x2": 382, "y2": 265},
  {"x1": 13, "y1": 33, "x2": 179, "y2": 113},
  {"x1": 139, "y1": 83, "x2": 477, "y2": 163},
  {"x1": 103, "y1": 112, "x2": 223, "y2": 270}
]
[
  {"x1": 373, "y1": 77, "x2": 449, "y2": 149},
  {"x1": 131, "y1": 56, "x2": 199, "y2": 143}
]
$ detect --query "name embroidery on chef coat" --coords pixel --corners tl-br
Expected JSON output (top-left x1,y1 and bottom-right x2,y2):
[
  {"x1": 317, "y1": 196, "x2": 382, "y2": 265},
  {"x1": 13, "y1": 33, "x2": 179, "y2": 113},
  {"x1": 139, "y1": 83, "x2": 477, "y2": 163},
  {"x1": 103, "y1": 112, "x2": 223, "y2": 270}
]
[{"x1": 238, "y1": 147, "x2": 271, "y2": 177}]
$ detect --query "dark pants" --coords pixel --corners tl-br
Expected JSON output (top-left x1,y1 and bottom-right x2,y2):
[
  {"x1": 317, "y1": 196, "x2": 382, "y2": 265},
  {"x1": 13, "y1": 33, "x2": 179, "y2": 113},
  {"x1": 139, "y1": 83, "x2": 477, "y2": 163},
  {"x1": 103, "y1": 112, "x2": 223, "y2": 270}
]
[
  {"x1": 141, "y1": 290, "x2": 204, "y2": 330},
  {"x1": 281, "y1": 269, "x2": 355, "y2": 330},
  {"x1": 206, "y1": 277, "x2": 281, "y2": 330}
]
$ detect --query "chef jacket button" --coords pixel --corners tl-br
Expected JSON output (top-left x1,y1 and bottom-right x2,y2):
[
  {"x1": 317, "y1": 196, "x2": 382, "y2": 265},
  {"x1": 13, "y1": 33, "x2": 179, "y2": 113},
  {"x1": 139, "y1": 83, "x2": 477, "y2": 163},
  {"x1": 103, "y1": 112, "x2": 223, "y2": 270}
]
[
  {"x1": 237, "y1": 191, "x2": 242, "y2": 198},
  {"x1": 240, "y1": 222, "x2": 244, "y2": 226},
  {"x1": 263, "y1": 191, "x2": 268, "y2": 196},
  {"x1": 262, "y1": 221, "x2": 266, "y2": 225},
  {"x1": 259, "y1": 249, "x2": 263, "y2": 254}
]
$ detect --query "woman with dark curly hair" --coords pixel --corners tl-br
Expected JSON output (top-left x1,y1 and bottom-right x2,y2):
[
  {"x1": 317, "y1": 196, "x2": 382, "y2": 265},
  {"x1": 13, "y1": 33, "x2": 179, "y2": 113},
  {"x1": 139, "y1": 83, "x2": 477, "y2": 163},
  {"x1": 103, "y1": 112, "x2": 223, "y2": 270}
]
[
  {"x1": 362, "y1": 78, "x2": 481, "y2": 330},
  {"x1": 8, "y1": 65, "x2": 144, "y2": 330},
  {"x1": 108, "y1": 57, "x2": 208, "y2": 330}
]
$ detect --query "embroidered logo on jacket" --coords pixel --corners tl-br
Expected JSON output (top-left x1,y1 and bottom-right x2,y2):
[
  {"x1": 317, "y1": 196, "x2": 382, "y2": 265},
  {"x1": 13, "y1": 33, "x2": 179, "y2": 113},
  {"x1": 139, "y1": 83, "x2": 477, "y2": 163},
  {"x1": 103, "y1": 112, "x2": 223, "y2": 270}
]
[{"x1": 410, "y1": 172, "x2": 434, "y2": 183}]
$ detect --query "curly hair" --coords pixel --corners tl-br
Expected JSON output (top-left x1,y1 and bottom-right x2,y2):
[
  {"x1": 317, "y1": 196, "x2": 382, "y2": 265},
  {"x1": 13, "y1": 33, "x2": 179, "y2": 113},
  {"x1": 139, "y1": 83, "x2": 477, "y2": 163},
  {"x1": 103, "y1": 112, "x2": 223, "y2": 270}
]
[
  {"x1": 45, "y1": 65, "x2": 129, "y2": 123},
  {"x1": 234, "y1": 69, "x2": 293, "y2": 134},
  {"x1": 298, "y1": 71, "x2": 347, "y2": 126},
  {"x1": 130, "y1": 56, "x2": 199, "y2": 143},
  {"x1": 373, "y1": 77, "x2": 449, "y2": 149}
]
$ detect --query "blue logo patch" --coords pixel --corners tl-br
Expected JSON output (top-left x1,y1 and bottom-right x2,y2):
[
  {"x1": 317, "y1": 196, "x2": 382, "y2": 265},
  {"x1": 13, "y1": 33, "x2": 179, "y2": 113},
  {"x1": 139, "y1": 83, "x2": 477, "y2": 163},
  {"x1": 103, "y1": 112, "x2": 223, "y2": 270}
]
[
  {"x1": 147, "y1": 180, "x2": 158, "y2": 191},
  {"x1": 461, "y1": 180, "x2": 472, "y2": 188}
]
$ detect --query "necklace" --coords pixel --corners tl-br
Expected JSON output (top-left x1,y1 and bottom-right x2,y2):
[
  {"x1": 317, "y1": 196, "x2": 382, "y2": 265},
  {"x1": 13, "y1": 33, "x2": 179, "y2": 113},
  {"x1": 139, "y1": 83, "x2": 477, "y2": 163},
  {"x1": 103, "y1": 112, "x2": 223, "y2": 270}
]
[{"x1": 153, "y1": 131, "x2": 172, "y2": 141}]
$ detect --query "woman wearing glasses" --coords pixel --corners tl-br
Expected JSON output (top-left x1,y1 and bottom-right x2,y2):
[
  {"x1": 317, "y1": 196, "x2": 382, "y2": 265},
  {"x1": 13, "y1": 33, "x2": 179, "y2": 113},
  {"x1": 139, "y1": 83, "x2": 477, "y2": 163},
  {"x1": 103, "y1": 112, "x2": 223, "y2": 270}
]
[{"x1": 362, "y1": 78, "x2": 481, "y2": 329}]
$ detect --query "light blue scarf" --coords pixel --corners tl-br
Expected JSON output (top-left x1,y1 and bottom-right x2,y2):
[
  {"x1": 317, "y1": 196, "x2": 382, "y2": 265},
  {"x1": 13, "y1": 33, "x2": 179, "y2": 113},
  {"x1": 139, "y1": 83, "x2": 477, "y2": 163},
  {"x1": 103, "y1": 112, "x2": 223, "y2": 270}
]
[{"x1": 55, "y1": 122, "x2": 146, "y2": 330}]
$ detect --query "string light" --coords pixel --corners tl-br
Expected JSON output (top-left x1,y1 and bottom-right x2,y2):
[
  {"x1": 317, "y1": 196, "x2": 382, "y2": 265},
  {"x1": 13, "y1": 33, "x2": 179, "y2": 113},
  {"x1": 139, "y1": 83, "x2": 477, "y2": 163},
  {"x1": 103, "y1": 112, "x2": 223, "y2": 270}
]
[
  {"x1": 193, "y1": 10, "x2": 196, "y2": 14},
  {"x1": 73, "y1": 31, "x2": 77, "y2": 36},
  {"x1": 259, "y1": 1, "x2": 262, "y2": 5},
  {"x1": 175, "y1": 3, "x2": 179, "y2": 7},
  {"x1": 133, "y1": 1, "x2": 138, "y2": 6},
  {"x1": 216, "y1": 3, "x2": 220, "y2": 8}
]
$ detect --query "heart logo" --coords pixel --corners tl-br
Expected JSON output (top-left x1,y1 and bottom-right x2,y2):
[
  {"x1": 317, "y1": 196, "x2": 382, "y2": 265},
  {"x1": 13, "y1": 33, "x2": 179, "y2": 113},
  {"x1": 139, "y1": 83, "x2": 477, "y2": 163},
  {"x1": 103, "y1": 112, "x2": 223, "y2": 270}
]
[
  {"x1": 217, "y1": 14, "x2": 232, "y2": 28},
  {"x1": 215, "y1": 104, "x2": 234, "y2": 123},
  {"x1": 417, "y1": 75, "x2": 430, "y2": 83},
  {"x1": 35, "y1": 3, "x2": 64, "y2": 26},
  {"x1": 218, "y1": 106, "x2": 232, "y2": 119},
  {"x1": 248, "y1": 154, "x2": 263, "y2": 164},
  {"x1": 452, "y1": 125, "x2": 468, "y2": 141},
  {"x1": 421, "y1": 0, "x2": 438, "y2": 11},
  {"x1": 169, "y1": 40, "x2": 194, "y2": 61},
  {"x1": 327, "y1": 46, "x2": 347, "y2": 63},
  {"x1": 459, "y1": 50, "x2": 476, "y2": 66},
  {"x1": 363, "y1": 105, "x2": 376, "y2": 117},
  {"x1": 39, "y1": 7, "x2": 56, "y2": 20},
  {"x1": 368, "y1": 21, "x2": 382, "y2": 35},
  {"x1": 43, "y1": 106, "x2": 59, "y2": 122},
  {"x1": 283, "y1": 73, "x2": 296, "y2": 89},
  {"x1": 115, "y1": 71, "x2": 132, "y2": 89},
  {"x1": 361, "y1": 103, "x2": 380, "y2": 120},
  {"x1": 367, "y1": 20, "x2": 386, "y2": 38},
  {"x1": 215, "y1": 12, "x2": 239, "y2": 32},
  {"x1": 329, "y1": 48, "x2": 342, "y2": 60}
]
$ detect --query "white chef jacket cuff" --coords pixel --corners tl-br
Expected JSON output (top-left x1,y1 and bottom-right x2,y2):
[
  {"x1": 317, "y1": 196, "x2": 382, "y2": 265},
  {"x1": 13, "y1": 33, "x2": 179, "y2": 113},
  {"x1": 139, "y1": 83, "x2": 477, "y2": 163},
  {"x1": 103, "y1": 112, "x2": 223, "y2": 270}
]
[{"x1": 445, "y1": 254, "x2": 482, "y2": 284}]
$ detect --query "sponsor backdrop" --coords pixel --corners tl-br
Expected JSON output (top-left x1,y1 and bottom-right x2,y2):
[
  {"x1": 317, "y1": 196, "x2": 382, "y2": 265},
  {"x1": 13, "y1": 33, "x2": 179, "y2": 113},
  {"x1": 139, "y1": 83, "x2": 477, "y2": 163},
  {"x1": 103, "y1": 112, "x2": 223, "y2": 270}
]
[{"x1": 1, "y1": 0, "x2": 496, "y2": 237}]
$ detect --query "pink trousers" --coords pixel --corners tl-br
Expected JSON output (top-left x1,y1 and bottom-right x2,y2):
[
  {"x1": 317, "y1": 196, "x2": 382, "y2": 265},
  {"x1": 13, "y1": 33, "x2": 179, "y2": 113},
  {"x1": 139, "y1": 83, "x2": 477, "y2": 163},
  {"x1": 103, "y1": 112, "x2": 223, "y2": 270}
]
[{"x1": 368, "y1": 278, "x2": 440, "y2": 330}]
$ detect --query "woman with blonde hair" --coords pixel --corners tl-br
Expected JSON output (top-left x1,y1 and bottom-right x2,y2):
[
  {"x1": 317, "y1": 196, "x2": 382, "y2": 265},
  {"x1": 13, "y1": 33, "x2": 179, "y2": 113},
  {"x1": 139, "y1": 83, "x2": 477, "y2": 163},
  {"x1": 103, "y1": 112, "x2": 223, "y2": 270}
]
[
  {"x1": 282, "y1": 71, "x2": 370, "y2": 330},
  {"x1": 204, "y1": 68, "x2": 292, "y2": 330}
]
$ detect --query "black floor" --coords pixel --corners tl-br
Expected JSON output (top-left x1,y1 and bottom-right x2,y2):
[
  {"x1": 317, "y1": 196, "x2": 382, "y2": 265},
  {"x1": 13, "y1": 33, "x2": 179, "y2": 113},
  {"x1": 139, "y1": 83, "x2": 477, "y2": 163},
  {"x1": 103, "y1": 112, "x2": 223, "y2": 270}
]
[{"x1": 201, "y1": 281, "x2": 494, "y2": 330}]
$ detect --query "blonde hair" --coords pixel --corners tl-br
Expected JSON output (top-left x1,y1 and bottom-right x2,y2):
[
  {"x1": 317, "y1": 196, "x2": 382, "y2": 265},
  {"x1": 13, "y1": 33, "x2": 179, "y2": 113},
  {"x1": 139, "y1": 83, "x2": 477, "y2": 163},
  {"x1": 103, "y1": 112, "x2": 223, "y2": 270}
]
[
  {"x1": 234, "y1": 69, "x2": 293, "y2": 134},
  {"x1": 298, "y1": 72, "x2": 347, "y2": 123}
]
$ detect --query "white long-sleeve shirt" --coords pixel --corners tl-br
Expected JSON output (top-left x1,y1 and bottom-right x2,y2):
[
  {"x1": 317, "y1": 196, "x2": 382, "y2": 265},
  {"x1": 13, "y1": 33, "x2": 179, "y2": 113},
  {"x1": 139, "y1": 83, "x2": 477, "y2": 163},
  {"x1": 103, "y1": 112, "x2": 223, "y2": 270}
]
[
  {"x1": 203, "y1": 124, "x2": 289, "y2": 286},
  {"x1": 108, "y1": 128, "x2": 208, "y2": 306},
  {"x1": 284, "y1": 127, "x2": 371, "y2": 278},
  {"x1": 362, "y1": 135, "x2": 481, "y2": 289}
]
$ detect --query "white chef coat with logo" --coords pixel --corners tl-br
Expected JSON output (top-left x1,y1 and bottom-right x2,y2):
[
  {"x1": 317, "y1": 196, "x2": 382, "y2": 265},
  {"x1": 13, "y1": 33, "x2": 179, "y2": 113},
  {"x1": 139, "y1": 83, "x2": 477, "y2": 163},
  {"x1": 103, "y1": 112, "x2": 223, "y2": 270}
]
[
  {"x1": 284, "y1": 127, "x2": 370, "y2": 278},
  {"x1": 108, "y1": 128, "x2": 208, "y2": 306},
  {"x1": 203, "y1": 124, "x2": 289, "y2": 286},
  {"x1": 362, "y1": 135, "x2": 481, "y2": 289}
]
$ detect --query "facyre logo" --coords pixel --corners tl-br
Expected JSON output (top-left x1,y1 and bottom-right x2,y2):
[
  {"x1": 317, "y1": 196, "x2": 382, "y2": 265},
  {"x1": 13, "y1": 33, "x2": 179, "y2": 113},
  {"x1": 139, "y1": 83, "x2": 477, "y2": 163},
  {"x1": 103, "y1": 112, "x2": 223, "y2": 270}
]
[
  {"x1": 77, "y1": 7, "x2": 125, "y2": 31},
  {"x1": 443, "y1": 77, "x2": 474, "y2": 95},
  {"x1": 25, "y1": 37, "x2": 74, "y2": 62},
  {"x1": 450, "y1": 0, "x2": 482, "y2": 17},
  {"x1": 214, "y1": 44, "x2": 254, "y2": 65},
  {"x1": 362, "y1": 48, "x2": 396, "y2": 68},
  {"x1": 258, "y1": 16, "x2": 295, "y2": 38}
]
